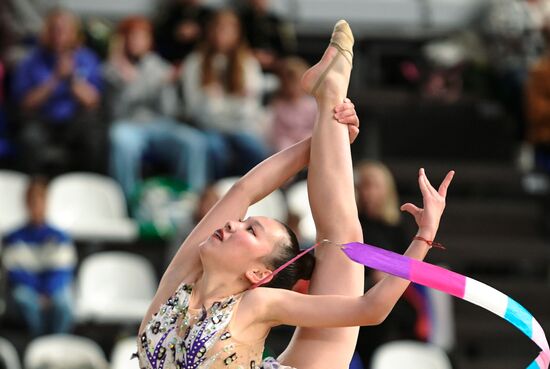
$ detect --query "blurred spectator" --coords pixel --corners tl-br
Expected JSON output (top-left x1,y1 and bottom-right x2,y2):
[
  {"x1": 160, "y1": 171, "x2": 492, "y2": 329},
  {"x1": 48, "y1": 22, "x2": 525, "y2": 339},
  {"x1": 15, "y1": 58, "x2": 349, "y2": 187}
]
[
  {"x1": 239, "y1": 0, "x2": 297, "y2": 71},
  {"x1": 154, "y1": 0, "x2": 213, "y2": 65},
  {"x1": 355, "y1": 161, "x2": 410, "y2": 249},
  {"x1": 526, "y1": 22, "x2": 550, "y2": 172},
  {"x1": 354, "y1": 161, "x2": 429, "y2": 369},
  {"x1": 11, "y1": 8, "x2": 105, "y2": 175},
  {"x1": 267, "y1": 57, "x2": 316, "y2": 153},
  {"x1": 104, "y1": 16, "x2": 207, "y2": 198},
  {"x1": 1, "y1": 176, "x2": 77, "y2": 336},
  {"x1": 0, "y1": 0, "x2": 57, "y2": 66},
  {"x1": 182, "y1": 9, "x2": 268, "y2": 179},
  {"x1": 481, "y1": 0, "x2": 550, "y2": 141}
]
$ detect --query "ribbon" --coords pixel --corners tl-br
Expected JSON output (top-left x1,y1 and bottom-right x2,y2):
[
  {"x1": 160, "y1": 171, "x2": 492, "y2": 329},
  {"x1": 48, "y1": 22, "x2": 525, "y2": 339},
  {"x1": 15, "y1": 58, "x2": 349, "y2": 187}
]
[{"x1": 340, "y1": 241, "x2": 550, "y2": 368}]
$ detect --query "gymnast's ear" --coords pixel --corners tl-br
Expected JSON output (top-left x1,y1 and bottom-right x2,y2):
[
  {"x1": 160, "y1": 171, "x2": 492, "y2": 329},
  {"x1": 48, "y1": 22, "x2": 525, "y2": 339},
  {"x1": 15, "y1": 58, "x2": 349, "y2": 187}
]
[{"x1": 245, "y1": 268, "x2": 273, "y2": 285}]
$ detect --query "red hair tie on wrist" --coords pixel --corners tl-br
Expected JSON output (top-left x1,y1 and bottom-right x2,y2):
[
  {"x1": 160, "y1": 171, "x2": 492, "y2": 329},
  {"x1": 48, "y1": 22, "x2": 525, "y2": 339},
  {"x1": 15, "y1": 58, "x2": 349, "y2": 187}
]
[{"x1": 414, "y1": 236, "x2": 445, "y2": 250}]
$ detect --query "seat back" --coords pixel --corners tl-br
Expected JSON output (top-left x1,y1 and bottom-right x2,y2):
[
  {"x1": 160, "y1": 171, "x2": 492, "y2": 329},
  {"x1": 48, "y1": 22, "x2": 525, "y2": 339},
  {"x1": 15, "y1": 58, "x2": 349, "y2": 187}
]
[
  {"x1": 0, "y1": 337, "x2": 21, "y2": 369},
  {"x1": 111, "y1": 337, "x2": 140, "y2": 369},
  {"x1": 286, "y1": 180, "x2": 316, "y2": 241},
  {"x1": 24, "y1": 334, "x2": 108, "y2": 369},
  {"x1": 286, "y1": 180, "x2": 309, "y2": 218},
  {"x1": 371, "y1": 341, "x2": 452, "y2": 369},
  {"x1": 214, "y1": 177, "x2": 288, "y2": 221},
  {"x1": 77, "y1": 251, "x2": 156, "y2": 307},
  {"x1": 45, "y1": 173, "x2": 138, "y2": 242},
  {"x1": 0, "y1": 171, "x2": 28, "y2": 234},
  {"x1": 46, "y1": 173, "x2": 128, "y2": 226}
]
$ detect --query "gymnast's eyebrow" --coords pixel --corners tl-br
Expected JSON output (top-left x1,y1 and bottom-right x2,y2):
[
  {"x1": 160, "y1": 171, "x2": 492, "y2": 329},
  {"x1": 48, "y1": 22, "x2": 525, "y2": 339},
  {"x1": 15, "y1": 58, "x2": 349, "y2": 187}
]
[{"x1": 252, "y1": 219, "x2": 265, "y2": 233}]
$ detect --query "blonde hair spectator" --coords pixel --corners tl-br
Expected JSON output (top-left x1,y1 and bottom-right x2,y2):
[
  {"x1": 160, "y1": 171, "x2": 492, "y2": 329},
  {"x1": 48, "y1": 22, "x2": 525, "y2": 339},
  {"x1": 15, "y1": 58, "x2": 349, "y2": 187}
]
[{"x1": 355, "y1": 160, "x2": 401, "y2": 226}]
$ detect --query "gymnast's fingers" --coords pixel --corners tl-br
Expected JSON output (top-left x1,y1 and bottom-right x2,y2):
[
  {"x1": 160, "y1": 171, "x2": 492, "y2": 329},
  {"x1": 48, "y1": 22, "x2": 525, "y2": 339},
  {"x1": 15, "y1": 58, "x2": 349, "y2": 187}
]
[
  {"x1": 422, "y1": 169, "x2": 440, "y2": 198},
  {"x1": 400, "y1": 202, "x2": 421, "y2": 216},
  {"x1": 438, "y1": 170, "x2": 455, "y2": 197},
  {"x1": 418, "y1": 168, "x2": 431, "y2": 197},
  {"x1": 334, "y1": 99, "x2": 355, "y2": 113},
  {"x1": 349, "y1": 126, "x2": 359, "y2": 143},
  {"x1": 335, "y1": 111, "x2": 358, "y2": 129}
]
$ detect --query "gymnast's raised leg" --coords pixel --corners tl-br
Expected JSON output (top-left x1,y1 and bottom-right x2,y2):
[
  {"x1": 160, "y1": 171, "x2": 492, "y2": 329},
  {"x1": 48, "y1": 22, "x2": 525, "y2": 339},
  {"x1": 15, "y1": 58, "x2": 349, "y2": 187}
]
[{"x1": 278, "y1": 20, "x2": 365, "y2": 369}]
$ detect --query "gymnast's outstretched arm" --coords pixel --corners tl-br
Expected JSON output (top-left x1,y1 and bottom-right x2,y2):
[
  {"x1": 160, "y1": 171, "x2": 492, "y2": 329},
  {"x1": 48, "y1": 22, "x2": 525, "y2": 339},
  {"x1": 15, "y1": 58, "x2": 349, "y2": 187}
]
[
  {"x1": 138, "y1": 139, "x2": 310, "y2": 334},
  {"x1": 242, "y1": 167, "x2": 453, "y2": 332}
]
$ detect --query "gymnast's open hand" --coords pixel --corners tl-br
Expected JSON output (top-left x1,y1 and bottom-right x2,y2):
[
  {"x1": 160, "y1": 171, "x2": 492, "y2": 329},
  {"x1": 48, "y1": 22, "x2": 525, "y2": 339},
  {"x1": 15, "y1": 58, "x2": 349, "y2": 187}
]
[
  {"x1": 400, "y1": 168, "x2": 455, "y2": 239},
  {"x1": 334, "y1": 98, "x2": 360, "y2": 143}
]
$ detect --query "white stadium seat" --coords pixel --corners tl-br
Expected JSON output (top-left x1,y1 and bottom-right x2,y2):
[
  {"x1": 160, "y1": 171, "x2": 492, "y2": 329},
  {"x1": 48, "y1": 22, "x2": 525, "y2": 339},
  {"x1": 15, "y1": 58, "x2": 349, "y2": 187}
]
[
  {"x1": 214, "y1": 177, "x2": 288, "y2": 222},
  {"x1": 286, "y1": 180, "x2": 316, "y2": 241},
  {"x1": 0, "y1": 171, "x2": 28, "y2": 235},
  {"x1": 111, "y1": 337, "x2": 140, "y2": 369},
  {"x1": 371, "y1": 340, "x2": 452, "y2": 369},
  {"x1": 0, "y1": 337, "x2": 21, "y2": 369},
  {"x1": 24, "y1": 334, "x2": 108, "y2": 369},
  {"x1": 46, "y1": 173, "x2": 138, "y2": 242},
  {"x1": 75, "y1": 251, "x2": 157, "y2": 324}
]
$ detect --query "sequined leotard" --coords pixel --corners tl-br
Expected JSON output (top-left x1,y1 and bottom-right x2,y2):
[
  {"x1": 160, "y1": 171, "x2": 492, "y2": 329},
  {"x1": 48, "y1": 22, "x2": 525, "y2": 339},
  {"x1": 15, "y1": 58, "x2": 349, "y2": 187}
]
[{"x1": 136, "y1": 282, "x2": 269, "y2": 369}]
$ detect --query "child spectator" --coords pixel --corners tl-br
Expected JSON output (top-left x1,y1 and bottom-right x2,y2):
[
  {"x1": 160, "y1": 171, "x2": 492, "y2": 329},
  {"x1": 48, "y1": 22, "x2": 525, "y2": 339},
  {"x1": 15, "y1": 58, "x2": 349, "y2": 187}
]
[
  {"x1": 2, "y1": 177, "x2": 77, "y2": 336},
  {"x1": 267, "y1": 57, "x2": 317, "y2": 153}
]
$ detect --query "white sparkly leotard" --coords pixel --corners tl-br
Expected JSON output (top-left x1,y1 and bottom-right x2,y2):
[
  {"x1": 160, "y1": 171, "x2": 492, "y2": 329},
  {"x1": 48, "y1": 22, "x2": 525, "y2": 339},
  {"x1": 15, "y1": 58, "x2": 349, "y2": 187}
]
[{"x1": 136, "y1": 282, "x2": 276, "y2": 369}]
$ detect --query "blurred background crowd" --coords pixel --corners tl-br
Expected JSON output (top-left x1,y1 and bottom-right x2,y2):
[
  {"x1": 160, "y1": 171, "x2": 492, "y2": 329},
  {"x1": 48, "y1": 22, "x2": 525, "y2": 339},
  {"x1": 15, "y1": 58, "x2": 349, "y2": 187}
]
[{"x1": 1, "y1": 0, "x2": 550, "y2": 369}]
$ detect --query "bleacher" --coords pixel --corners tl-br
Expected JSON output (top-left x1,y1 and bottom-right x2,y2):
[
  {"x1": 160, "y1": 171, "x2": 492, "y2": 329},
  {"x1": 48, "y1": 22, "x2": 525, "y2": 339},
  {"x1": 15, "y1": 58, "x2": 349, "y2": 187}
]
[{"x1": 365, "y1": 89, "x2": 550, "y2": 368}]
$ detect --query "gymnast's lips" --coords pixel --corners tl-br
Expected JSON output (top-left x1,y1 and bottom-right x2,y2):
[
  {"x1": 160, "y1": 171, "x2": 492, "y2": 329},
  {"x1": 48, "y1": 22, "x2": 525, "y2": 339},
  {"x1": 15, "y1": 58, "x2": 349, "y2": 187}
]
[{"x1": 212, "y1": 229, "x2": 224, "y2": 241}]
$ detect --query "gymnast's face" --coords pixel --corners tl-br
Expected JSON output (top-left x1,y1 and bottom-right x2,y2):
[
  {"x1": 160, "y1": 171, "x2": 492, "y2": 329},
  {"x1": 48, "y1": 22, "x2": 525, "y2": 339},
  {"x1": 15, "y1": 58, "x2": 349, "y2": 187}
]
[{"x1": 200, "y1": 216, "x2": 288, "y2": 279}]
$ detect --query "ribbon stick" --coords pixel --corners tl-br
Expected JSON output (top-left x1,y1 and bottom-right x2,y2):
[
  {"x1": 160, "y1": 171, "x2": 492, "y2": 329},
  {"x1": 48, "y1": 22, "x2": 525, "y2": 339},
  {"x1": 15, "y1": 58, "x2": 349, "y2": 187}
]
[{"x1": 341, "y1": 242, "x2": 550, "y2": 369}]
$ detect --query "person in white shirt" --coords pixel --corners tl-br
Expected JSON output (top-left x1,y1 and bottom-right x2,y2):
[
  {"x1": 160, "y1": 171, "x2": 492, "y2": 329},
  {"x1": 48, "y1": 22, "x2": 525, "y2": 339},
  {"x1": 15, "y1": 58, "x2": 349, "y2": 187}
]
[{"x1": 181, "y1": 9, "x2": 268, "y2": 180}]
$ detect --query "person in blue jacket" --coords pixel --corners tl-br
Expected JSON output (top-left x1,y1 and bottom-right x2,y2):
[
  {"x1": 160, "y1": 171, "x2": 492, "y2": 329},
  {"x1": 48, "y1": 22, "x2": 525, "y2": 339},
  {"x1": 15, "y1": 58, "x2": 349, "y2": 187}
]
[{"x1": 2, "y1": 176, "x2": 77, "y2": 336}]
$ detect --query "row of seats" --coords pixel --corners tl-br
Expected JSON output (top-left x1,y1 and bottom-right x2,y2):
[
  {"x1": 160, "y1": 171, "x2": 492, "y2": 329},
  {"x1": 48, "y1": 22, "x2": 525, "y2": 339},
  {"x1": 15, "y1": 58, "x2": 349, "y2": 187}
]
[
  {"x1": 0, "y1": 171, "x2": 317, "y2": 244},
  {"x1": 0, "y1": 334, "x2": 136, "y2": 369},
  {"x1": 0, "y1": 170, "x2": 455, "y2": 349},
  {"x1": 0, "y1": 335, "x2": 452, "y2": 369},
  {"x1": 5, "y1": 244, "x2": 453, "y2": 348},
  {"x1": 0, "y1": 171, "x2": 138, "y2": 243}
]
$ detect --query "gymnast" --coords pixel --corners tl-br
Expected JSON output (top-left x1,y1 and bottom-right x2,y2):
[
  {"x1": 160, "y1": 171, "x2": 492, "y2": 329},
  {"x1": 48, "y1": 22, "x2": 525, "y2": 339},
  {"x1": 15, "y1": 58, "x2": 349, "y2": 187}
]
[{"x1": 136, "y1": 20, "x2": 454, "y2": 369}]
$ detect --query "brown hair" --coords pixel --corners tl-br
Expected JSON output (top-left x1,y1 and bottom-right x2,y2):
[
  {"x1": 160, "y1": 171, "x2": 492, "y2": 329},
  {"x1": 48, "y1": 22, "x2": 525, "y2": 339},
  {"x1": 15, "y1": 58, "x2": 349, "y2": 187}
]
[
  {"x1": 116, "y1": 16, "x2": 153, "y2": 38},
  {"x1": 200, "y1": 9, "x2": 249, "y2": 95},
  {"x1": 25, "y1": 176, "x2": 49, "y2": 203}
]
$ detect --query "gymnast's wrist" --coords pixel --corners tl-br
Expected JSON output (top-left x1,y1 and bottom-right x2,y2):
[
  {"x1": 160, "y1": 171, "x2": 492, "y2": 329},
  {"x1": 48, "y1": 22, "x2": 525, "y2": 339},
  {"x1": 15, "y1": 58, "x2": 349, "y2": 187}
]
[{"x1": 416, "y1": 227, "x2": 437, "y2": 242}]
